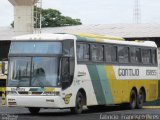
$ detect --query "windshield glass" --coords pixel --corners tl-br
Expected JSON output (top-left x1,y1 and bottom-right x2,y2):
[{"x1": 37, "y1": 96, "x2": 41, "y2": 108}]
[
  {"x1": 8, "y1": 57, "x2": 59, "y2": 87},
  {"x1": 10, "y1": 42, "x2": 62, "y2": 54}
]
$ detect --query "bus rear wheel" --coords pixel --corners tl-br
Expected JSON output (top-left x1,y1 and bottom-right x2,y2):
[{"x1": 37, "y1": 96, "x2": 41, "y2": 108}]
[
  {"x1": 28, "y1": 107, "x2": 40, "y2": 115},
  {"x1": 70, "y1": 91, "x2": 84, "y2": 114},
  {"x1": 129, "y1": 90, "x2": 137, "y2": 109},
  {"x1": 137, "y1": 89, "x2": 145, "y2": 109}
]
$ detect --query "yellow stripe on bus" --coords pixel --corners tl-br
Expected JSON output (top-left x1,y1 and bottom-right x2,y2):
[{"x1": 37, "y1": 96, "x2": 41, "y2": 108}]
[{"x1": 75, "y1": 33, "x2": 124, "y2": 41}]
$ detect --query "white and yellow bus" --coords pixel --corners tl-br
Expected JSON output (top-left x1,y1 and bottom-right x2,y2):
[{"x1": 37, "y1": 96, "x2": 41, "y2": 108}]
[{"x1": 6, "y1": 33, "x2": 159, "y2": 114}]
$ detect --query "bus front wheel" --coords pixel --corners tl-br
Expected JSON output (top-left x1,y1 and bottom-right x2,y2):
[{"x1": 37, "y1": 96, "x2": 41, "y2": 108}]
[
  {"x1": 28, "y1": 107, "x2": 40, "y2": 115},
  {"x1": 70, "y1": 91, "x2": 84, "y2": 114}
]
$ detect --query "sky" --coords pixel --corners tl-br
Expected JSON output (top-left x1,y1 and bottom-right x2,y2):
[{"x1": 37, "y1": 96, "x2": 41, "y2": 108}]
[{"x1": 0, "y1": 0, "x2": 160, "y2": 27}]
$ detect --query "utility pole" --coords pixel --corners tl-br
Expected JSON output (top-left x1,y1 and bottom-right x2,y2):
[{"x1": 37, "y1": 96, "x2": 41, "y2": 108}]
[
  {"x1": 34, "y1": 0, "x2": 42, "y2": 34},
  {"x1": 133, "y1": 0, "x2": 141, "y2": 24}
]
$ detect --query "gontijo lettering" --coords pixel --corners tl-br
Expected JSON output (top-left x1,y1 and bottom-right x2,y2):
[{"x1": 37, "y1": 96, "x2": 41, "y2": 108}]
[{"x1": 118, "y1": 68, "x2": 139, "y2": 76}]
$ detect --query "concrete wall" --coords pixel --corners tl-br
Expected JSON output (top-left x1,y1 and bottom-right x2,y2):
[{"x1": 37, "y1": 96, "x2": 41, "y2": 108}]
[
  {"x1": 14, "y1": 6, "x2": 34, "y2": 35},
  {"x1": 8, "y1": 0, "x2": 37, "y2": 35}
]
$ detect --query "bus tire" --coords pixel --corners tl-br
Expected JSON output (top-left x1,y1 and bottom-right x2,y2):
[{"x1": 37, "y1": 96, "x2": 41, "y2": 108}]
[
  {"x1": 129, "y1": 89, "x2": 137, "y2": 109},
  {"x1": 28, "y1": 107, "x2": 40, "y2": 115},
  {"x1": 136, "y1": 89, "x2": 145, "y2": 109},
  {"x1": 70, "y1": 91, "x2": 84, "y2": 114}
]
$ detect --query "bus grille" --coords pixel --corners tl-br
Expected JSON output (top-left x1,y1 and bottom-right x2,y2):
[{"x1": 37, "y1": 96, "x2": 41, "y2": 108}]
[{"x1": 18, "y1": 91, "x2": 43, "y2": 95}]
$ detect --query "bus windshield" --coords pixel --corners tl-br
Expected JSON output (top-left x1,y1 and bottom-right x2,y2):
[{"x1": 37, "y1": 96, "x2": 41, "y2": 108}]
[
  {"x1": 7, "y1": 40, "x2": 75, "y2": 87},
  {"x1": 7, "y1": 41, "x2": 63, "y2": 87},
  {"x1": 10, "y1": 41, "x2": 62, "y2": 54},
  {"x1": 8, "y1": 57, "x2": 59, "y2": 87}
]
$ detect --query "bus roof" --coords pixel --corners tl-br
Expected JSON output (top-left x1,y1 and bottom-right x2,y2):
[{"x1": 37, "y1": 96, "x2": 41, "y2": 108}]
[
  {"x1": 12, "y1": 33, "x2": 76, "y2": 41},
  {"x1": 12, "y1": 33, "x2": 124, "y2": 41},
  {"x1": 12, "y1": 33, "x2": 157, "y2": 48},
  {"x1": 101, "y1": 39, "x2": 157, "y2": 47}
]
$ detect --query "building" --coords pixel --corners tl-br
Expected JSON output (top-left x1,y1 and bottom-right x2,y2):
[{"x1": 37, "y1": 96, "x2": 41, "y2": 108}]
[{"x1": 1, "y1": 24, "x2": 160, "y2": 60}]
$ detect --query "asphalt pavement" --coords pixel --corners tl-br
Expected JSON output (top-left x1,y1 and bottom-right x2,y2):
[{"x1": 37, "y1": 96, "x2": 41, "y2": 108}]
[{"x1": 1, "y1": 97, "x2": 160, "y2": 120}]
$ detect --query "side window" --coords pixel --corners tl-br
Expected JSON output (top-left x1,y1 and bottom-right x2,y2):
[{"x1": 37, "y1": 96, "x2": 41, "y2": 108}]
[
  {"x1": 91, "y1": 44, "x2": 104, "y2": 62},
  {"x1": 63, "y1": 40, "x2": 74, "y2": 57},
  {"x1": 76, "y1": 43, "x2": 89, "y2": 61},
  {"x1": 141, "y1": 49, "x2": 151, "y2": 64},
  {"x1": 152, "y1": 49, "x2": 157, "y2": 65},
  {"x1": 77, "y1": 44, "x2": 83, "y2": 60},
  {"x1": 118, "y1": 46, "x2": 129, "y2": 63},
  {"x1": 70, "y1": 58, "x2": 75, "y2": 76},
  {"x1": 105, "y1": 45, "x2": 117, "y2": 62},
  {"x1": 130, "y1": 47, "x2": 141, "y2": 63},
  {"x1": 84, "y1": 44, "x2": 90, "y2": 61}
]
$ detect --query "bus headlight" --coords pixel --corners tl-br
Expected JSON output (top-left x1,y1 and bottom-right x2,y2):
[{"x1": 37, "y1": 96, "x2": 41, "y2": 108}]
[
  {"x1": 42, "y1": 91, "x2": 60, "y2": 96},
  {"x1": 6, "y1": 91, "x2": 18, "y2": 95}
]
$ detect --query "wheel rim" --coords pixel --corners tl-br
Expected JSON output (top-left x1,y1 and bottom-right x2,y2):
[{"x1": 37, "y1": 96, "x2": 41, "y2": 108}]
[
  {"x1": 77, "y1": 94, "x2": 83, "y2": 109},
  {"x1": 131, "y1": 92, "x2": 136, "y2": 107},
  {"x1": 138, "y1": 91, "x2": 144, "y2": 105}
]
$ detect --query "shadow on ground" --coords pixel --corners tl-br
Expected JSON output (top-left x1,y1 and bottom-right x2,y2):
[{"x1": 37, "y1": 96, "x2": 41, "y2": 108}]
[{"x1": 17, "y1": 105, "x2": 132, "y2": 117}]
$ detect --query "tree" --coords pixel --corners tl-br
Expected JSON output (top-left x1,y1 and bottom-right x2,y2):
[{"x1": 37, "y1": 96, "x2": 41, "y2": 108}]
[{"x1": 11, "y1": 8, "x2": 82, "y2": 28}]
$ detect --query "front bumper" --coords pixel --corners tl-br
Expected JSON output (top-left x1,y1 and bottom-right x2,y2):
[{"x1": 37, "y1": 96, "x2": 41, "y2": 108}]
[{"x1": 6, "y1": 95, "x2": 65, "y2": 108}]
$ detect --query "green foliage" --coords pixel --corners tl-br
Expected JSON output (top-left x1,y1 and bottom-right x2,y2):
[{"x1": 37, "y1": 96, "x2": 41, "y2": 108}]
[
  {"x1": 11, "y1": 7, "x2": 82, "y2": 28},
  {"x1": 40, "y1": 8, "x2": 82, "y2": 27}
]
